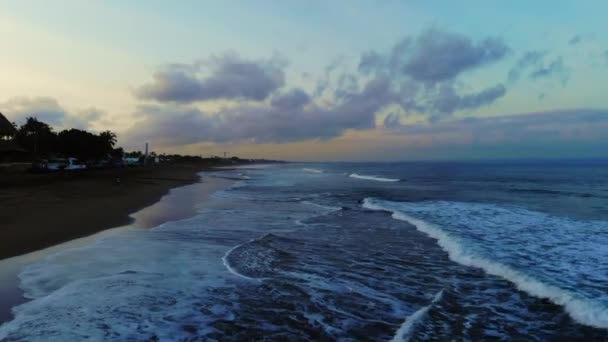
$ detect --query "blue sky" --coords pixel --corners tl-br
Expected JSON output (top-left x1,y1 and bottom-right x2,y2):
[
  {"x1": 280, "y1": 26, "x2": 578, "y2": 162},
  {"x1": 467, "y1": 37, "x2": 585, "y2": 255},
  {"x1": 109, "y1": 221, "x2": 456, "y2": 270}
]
[{"x1": 0, "y1": 0, "x2": 607, "y2": 160}]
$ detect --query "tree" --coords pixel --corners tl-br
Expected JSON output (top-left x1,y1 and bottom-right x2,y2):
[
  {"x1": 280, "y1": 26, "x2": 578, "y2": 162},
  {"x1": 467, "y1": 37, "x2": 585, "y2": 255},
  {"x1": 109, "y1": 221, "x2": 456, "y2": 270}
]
[
  {"x1": 110, "y1": 147, "x2": 124, "y2": 159},
  {"x1": 15, "y1": 117, "x2": 57, "y2": 156},
  {"x1": 99, "y1": 131, "x2": 117, "y2": 148}
]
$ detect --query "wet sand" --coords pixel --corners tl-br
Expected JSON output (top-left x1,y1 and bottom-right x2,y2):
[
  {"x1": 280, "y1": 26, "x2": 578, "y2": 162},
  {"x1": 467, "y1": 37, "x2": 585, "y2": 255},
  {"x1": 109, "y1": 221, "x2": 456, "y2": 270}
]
[{"x1": 0, "y1": 174, "x2": 235, "y2": 324}]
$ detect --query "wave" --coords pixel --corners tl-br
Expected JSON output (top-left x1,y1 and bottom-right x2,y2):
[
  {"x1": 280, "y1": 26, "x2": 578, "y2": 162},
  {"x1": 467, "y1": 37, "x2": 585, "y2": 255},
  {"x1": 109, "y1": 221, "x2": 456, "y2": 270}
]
[
  {"x1": 349, "y1": 173, "x2": 399, "y2": 182},
  {"x1": 390, "y1": 290, "x2": 444, "y2": 342},
  {"x1": 300, "y1": 200, "x2": 342, "y2": 213},
  {"x1": 302, "y1": 168, "x2": 324, "y2": 174},
  {"x1": 222, "y1": 234, "x2": 270, "y2": 282},
  {"x1": 222, "y1": 233, "x2": 296, "y2": 281},
  {"x1": 362, "y1": 198, "x2": 608, "y2": 329}
]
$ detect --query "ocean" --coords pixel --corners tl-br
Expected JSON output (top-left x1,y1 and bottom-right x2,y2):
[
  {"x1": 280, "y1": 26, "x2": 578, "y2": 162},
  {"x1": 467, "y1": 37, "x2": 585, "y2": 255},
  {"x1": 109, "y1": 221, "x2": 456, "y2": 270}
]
[{"x1": 1, "y1": 161, "x2": 608, "y2": 340}]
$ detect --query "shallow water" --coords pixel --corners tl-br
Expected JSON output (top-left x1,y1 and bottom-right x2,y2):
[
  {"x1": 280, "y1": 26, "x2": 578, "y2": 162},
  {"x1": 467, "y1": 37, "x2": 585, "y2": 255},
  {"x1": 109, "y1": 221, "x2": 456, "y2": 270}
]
[{"x1": 1, "y1": 162, "x2": 608, "y2": 340}]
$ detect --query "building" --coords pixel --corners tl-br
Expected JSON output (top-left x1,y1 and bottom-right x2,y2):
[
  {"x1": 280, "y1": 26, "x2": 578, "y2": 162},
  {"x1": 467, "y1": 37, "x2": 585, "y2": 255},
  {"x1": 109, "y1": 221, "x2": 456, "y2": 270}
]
[
  {"x1": 0, "y1": 111, "x2": 16, "y2": 140},
  {"x1": 0, "y1": 112, "x2": 27, "y2": 162}
]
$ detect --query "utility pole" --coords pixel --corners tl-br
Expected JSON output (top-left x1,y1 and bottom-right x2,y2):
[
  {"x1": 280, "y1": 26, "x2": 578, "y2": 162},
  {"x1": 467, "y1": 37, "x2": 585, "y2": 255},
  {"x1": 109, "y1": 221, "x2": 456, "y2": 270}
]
[{"x1": 144, "y1": 142, "x2": 149, "y2": 166}]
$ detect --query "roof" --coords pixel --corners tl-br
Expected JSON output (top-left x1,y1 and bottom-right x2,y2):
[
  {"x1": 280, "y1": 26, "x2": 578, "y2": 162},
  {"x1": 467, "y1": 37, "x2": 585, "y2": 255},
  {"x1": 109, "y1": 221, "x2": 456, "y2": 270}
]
[{"x1": 0, "y1": 112, "x2": 17, "y2": 137}]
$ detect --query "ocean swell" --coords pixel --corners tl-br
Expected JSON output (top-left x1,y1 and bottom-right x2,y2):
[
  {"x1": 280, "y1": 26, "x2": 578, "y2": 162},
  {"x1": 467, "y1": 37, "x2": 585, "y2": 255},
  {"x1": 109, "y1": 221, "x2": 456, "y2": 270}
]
[{"x1": 362, "y1": 198, "x2": 608, "y2": 329}]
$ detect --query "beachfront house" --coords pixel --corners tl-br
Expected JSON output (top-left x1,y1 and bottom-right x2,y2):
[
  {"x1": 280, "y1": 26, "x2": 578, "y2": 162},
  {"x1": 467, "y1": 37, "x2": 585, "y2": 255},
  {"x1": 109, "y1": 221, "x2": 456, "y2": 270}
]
[
  {"x1": 0, "y1": 112, "x2": 27, "y2": 163},
  {"x1": 0, "y1": 111, "x2": 16, "y2": 140}
]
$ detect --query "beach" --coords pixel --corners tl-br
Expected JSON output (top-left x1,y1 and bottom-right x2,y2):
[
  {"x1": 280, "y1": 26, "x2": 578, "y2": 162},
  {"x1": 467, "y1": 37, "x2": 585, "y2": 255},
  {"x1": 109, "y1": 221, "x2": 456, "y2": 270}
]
[
  {"x1": 0, "y1": 164, "x2": 225, "y2": 260},
  {"x1": 0, "y1": 171, "x2": 235, "y2": 324}
]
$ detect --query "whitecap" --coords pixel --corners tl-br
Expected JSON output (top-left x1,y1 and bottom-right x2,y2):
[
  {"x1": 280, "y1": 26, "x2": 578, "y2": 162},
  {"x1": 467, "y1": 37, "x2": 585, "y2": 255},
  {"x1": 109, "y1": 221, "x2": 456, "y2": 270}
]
[
  {"x1": 302, "y1": 168, "x2": 324, "y2": 174},
  {"x1": 349, "y1": 173, "x2": 399, "y2": 182}
]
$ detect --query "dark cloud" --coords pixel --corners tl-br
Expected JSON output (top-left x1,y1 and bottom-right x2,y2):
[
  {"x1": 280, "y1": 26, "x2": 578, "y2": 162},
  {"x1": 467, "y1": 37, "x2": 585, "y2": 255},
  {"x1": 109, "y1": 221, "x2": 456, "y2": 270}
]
[
  {"x1": 270, "y1": 89, "x2": 311, "y2": 109},
  {"x1": 136, "y1": 54, "x2": 286, "y2": 103},
  {"x1": 508, "y1": 50, "x2": 547, "y2": 81},
  {"x1": 359, "y1": 29, "x2": 509, "y2": 83},
  {"x1": 402, "y1": 30, "x2": 509, "y2": 83},
  {"x1": 529, "y1": 56, "x2": 569, "y2": 83},
  {"x1": 129, "y1": 29, "x2": 510, "y2": 147},
  {"x1": 373, "y1": 108, "x2": 608, "y2": 160},
  {"x1": 386, "y1": 108, "x2": 608, "y2": 148},
  {"x1": 1, "y1": 97, "x2": 103, "y2": 130},
  {"x1": 508, "y1": 51, "x2": 569, "y2": 85},
  {"x1": 125, "y1": 77, "x2": 394, "y2": 146},
  {"x1": 424, "y1": 84, "x2": 506, "y2": 117}
]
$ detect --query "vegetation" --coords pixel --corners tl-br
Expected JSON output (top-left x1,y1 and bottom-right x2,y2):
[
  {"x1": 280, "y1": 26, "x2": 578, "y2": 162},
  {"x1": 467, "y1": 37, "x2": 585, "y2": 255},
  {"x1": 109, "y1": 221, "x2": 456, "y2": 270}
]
[{"x1": 14, "y1": 117, "x2": 120, "y2": 160}]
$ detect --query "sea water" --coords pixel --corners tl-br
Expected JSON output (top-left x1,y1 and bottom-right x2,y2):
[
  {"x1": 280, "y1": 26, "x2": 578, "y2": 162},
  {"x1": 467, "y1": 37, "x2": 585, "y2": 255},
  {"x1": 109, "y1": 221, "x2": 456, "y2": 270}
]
[{"x1": 1, "y1": 161, "x2": 608, "y2": 340}]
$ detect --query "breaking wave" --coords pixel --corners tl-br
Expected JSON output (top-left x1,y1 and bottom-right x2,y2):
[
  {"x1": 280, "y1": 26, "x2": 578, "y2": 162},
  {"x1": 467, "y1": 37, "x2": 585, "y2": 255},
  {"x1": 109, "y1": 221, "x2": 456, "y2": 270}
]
[
  {"x1": 349, "y1": 173, "x2": 399, "y2": 182},
  {"x1": 302, "y1": 168, "x2": 324, "y2": 173},
  {"x1": 362, "y1": 198, "x2": 608, "y2": 329}
]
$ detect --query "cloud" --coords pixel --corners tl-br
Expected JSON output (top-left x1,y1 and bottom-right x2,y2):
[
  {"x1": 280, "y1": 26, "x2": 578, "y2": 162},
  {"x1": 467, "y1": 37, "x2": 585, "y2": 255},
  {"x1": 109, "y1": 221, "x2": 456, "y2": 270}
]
[
  {"x1": 124, "y1": 77, "x2": 395, "y2": 146},
  {"x1": 529, "y1": 56, "x2": 568, "y2": 81},
  {"x1": 136, "y1": 53, "x2": 286, "y2": 103},
  {"x1": 568, "y1": 34, "x2": 583, "y2": 45},
  {"x1": 383, "y1": 112, "x2": 401, "y2": 128},
  {"x1": 270, "y1": 89, "x2": 311, "y2": 110},
  {"x1": 603, "y1": 50, "x2": 608, "y2": 65},
  {"x1": 508, "y1": 51, "x2": 569, "y2": 85},
  {"x1": 387, "y1": 108, "x2": 608, "y2": 144},
  {"x1": 424, "y1": 83, "x2": 506, "y2": 117},
  {"x1": 1, "y1": 97, "x2": 103, "y2": 130},
  {"x1": 128, "y1": 29, "x2": 510, "y2": 148},
  {"x1": 379, "y1": 108, "x2": 608, "y2": 159},
  {"x1": 354, "y1": 29, "x2": 509, "y2": 118},
  {"x1": 508, "y1": 50, "x2": 547, "y2": 81},
  {"x1": 359, "y1": 28, "x2": 509, "y2": 83}
]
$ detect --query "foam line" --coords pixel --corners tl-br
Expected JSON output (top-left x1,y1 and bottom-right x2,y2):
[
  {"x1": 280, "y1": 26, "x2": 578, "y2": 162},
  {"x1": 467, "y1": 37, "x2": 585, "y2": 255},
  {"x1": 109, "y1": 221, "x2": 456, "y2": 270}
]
[
  {"x1": 349, "y1": 173, "x2": 399, "y2": 182},
  {"x1": 391, "y1": 290, "x2": 444, "y2": 342},
  {"x1": 363, "y1": 198, "x2": 608, "y2": 329}
]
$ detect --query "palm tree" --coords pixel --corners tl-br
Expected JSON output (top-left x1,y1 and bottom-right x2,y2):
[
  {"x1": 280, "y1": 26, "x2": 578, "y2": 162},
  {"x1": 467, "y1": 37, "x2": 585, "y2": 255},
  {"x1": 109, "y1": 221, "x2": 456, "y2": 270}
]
[{"x1": 99, "y1": 131, "x2": 117, "y2": 148}]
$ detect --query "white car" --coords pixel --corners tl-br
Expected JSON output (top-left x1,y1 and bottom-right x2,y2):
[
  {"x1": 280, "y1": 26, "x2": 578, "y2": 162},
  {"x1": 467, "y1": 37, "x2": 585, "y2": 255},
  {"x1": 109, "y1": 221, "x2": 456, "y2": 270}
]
[
  {"x1": 64, "y1": 158, "x2": 87, "y2": 170},
  {"x1": 46, "y1": 158, "x2": 67, "y2": 171}
]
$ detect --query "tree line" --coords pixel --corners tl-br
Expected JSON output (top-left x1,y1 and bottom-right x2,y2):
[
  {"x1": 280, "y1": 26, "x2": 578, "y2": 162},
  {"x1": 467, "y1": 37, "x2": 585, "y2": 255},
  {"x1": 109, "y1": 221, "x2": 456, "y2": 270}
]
[{"x1": 14, "y1": 117, "x2": 123, "y2": 160}]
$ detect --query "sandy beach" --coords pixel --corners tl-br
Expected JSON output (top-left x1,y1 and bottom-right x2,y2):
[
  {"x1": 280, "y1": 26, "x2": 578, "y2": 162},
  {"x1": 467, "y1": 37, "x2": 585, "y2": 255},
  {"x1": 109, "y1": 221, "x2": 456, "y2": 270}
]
[
  {"x1": 0, "y1": 172, "x2": 235, "y2": 324},
  {"x1": 0, "y1": 164, "x2": 222, "y2": 260}
]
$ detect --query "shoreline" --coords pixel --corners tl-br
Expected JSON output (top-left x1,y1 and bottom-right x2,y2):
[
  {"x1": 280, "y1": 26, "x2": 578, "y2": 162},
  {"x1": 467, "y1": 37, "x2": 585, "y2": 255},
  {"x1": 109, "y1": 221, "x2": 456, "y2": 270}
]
[
  {"x1": 0, "y1": 172, "x2": 236, "y2": 324},
  {"x1": 0, "y1": 164, "x2": 216, "y2": 260}
]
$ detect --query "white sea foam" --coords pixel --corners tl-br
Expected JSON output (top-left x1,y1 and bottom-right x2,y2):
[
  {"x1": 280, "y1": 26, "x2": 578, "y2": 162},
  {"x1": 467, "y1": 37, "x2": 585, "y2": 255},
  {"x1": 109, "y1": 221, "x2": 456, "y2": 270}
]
[
  {"x1": 391, "y1": 290, "x2": 444, "y2": 342},
  {"x1": 363, "y1": 198, "x2": 608, "y2": 329},
  {"x1": 302, "y1": 168, "x2": 324, "y2": 173},
  {"x1": 349, "y1": 173, "x2": 399, "y2": 182},
  {"x1": 222, "y1": 235, "x2": 268, "y2": 282}
]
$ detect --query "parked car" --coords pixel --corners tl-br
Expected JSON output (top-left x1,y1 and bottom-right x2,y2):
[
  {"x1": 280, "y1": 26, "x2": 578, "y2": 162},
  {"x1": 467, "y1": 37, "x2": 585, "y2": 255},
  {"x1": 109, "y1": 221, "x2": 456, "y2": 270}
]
[
  {"x1": 47, "y1": 158, "x2": 68, "y2": 171},
  {"x1": 64, "y1": 157, "x2": 86, "y2": 170},
  {"x1": 123, "y1": 157, "x2": 142, "y2": 166}
]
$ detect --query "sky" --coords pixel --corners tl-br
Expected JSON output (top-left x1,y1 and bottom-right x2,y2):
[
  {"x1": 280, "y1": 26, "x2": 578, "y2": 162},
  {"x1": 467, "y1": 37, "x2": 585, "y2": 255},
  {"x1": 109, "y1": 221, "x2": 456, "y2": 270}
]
[{"x1": 0, "y1": 0, "x2": 607, "y2": 161}]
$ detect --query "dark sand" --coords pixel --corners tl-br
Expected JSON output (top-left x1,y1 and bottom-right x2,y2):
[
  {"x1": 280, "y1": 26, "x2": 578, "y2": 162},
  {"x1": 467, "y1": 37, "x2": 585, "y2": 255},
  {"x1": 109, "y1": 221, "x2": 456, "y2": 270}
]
[{"x1": 0, "y1": 164, "x2": 214, "y2": 260}]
